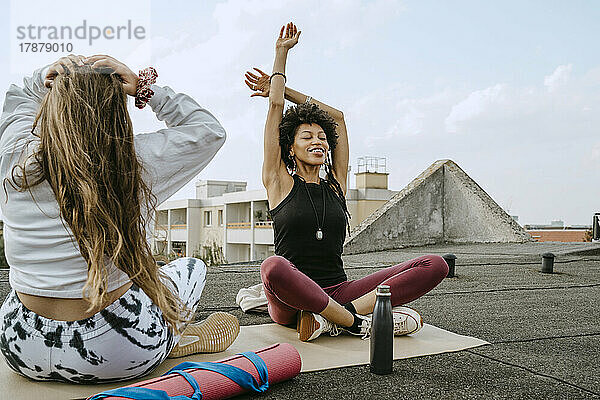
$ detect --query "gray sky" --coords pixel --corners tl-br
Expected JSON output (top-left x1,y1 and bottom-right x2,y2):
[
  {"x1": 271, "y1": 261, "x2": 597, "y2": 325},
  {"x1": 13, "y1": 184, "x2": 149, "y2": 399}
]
[{"x1": 1, "y1": 0, "x2": 599, "y2": 226}]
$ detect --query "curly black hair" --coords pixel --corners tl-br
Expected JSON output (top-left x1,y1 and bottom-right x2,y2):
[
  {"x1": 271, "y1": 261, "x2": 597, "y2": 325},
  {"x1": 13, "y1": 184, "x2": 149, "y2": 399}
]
[
  {"x1": 279, "y1": 102, "x2": 338, "y2": 170},
  {"x1": 278, "y1": 102, "x2": 351, "y2": 231}
]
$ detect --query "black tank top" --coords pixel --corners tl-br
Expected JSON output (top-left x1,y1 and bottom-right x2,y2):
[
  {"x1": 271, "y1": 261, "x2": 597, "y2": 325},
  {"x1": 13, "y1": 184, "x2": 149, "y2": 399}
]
[{"x1": 269, "y1": 174, "x2": 348, "y2": 288}]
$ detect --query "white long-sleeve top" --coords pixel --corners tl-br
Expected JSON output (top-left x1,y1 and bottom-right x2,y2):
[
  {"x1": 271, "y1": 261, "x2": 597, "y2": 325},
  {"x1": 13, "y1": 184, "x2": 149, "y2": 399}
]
[{"x1": 0, "y1": 65, "x2": 226, "y2": 298}]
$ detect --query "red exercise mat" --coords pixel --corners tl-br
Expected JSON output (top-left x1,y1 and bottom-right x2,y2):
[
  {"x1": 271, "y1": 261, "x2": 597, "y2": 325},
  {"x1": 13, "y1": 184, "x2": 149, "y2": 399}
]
[{"x1": 90, "y1": 343, "x2": 301, "y2": 400}]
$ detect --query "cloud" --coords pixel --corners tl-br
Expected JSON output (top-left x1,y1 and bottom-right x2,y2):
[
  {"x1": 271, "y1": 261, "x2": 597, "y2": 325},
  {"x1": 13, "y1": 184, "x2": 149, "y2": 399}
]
[
  {"x1": 544, "y1": 63, "x2": 572, "y2": 92},
  {"x1": 444, "y1": 84, "x2": 508, "y2": 133},
  {"x1": 386, "y1": 105, "x2": 425, "y2": 137},
  {"x1": 150, "y1": 0, "x2": 404, "y2": 67},
  {"x1": 441, "y1": 64, "x2": 599, "y2": 139},
  {"x1": 345, "y1": 85, "x2": 459, "y2": 149}
]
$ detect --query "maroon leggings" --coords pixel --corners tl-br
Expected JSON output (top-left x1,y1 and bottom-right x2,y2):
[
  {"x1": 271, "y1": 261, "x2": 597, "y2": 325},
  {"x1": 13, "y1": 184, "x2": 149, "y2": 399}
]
[{"x1": 260, "y1": 255, "x2": 449, "y2": 325}]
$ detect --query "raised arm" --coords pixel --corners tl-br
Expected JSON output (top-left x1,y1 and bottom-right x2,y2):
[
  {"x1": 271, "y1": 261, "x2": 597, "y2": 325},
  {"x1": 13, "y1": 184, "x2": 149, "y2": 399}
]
[
  {"x1": 261, "y1": 23, "x2": 300, "y2": 206},
  {"x1": 134, "y1": 85, "x2": 226, "y2": 205},
  {"x1": 245, "y1": 68, "x2": 349, "y2": 195}
]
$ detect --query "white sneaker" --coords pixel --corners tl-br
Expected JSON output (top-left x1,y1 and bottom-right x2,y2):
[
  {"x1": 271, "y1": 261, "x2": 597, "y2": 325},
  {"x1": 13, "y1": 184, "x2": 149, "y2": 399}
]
[
  {"x1": 345, "y1": 307, "x2": 423, "y2": 339},
  {"x1": 296, "y1": 307, "x2": 422, "y2": 342},
  {"x1": 392, "y1": 306, "x2": 423, "y2": 335},
  {"x1": 297, "y1": 311, "x2": 341, "y2": 341},
  {"x1": 341, "y1": 314, "x2": 372, "y2": 339}
]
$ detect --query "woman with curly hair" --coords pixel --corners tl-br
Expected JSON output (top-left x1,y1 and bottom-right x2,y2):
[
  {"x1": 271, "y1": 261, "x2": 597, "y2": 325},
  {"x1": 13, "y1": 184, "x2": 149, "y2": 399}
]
[
  {"x1": 245, "y1": 23, "x2": 449, "y2": 341},
  {"x1": 0, "y1": 54, "x2": 238, "y2": 383}
]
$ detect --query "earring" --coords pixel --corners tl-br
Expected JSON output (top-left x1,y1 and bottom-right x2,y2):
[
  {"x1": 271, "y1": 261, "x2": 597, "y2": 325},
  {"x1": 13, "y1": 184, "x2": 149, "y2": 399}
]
[{"x1": 291, "y1": 155, "x2": 297, "y2": 174}]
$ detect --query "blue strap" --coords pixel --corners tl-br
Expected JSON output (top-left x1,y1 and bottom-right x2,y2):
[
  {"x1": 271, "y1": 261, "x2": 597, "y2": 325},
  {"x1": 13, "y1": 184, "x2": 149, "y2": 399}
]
[
  {"x1": 87, "y1": 352, "x2": 268, "y2": 400},
  {"x1": 166, "y1": 352, "x2": 269, "y2": 393},
  {"x1": 170, "y1": 370, "x2": 202, "y2": 400},
  {"x1": 87, "y1": 370, "x2": 200, "y2": 400},
  {"x1": 239, "y1": 351, "x2": 269, "y2": 391},
  {"x1": 87, "y1": 386, "x2": 190, "y2": 400}
]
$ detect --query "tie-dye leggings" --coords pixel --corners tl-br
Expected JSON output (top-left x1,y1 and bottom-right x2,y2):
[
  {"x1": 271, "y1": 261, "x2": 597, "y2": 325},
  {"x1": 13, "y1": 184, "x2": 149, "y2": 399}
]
[{"x1": 0, "y1": 257, "x2": 206, "y2": 383}]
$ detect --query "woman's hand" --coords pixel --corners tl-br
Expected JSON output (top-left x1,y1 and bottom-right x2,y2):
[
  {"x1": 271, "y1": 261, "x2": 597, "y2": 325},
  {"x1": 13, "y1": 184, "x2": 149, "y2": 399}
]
[
  {"x1": 44, "y1": 54, "x2": 86, "y2": 88},
  {"x1": 275, "y1": 22, "x2": 301, "y2": 51},
  {"x1": 245, "y1": 67, "x2": 270, "y2": 97},
  {"x1": 84, "y1": 54, "x2": 139, "y2": 96}
]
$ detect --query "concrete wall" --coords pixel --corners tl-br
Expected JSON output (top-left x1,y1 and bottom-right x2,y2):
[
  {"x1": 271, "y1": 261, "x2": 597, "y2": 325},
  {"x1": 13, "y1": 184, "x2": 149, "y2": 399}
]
[
  {"x1": 195, "y1": 206, "x2": 224, "y2": 257},
  {"x1": 170, "y1": 228, "x2": 187, "y2": 242},
  {"x1": 227, "y1": 228, "x2": 252, "y2": 243},
  {"x1": 255, "y1": 227, "x2": 274, "y2": 244},
  {"x1": 343, "y1": 160, "x2": 533, "y2": 255},
  {"x1": 344, "y1": 165, "x2": 444, "y2": 254},
  {"x1": 443, "y1": 162, "x2": 531, "y2": 244},
  {"x1": 187, "y1": 207, "x2": 202, "y2": 257}
]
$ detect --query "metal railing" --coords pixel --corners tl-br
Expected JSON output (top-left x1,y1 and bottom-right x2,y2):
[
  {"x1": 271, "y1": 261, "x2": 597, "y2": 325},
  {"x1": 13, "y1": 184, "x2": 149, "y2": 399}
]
[
  {"x1": 357, "y1": 156, "x2": 387, "y2": 173},
  {"x1": 227, "y1": 222, "x2": 251, "y2": 229},
  {"x1": 255, "y1": 221, "x2": 273, "y2": 228},
  {"x1": 155, "y1": 224, "x2": 187, "y2": 230}
]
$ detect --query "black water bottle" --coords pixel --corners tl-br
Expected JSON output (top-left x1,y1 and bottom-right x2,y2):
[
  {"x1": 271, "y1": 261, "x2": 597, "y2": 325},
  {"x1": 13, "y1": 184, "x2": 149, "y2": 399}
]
[{"x1": 370, "y1": 284, "x2": 393, "y2": 375}]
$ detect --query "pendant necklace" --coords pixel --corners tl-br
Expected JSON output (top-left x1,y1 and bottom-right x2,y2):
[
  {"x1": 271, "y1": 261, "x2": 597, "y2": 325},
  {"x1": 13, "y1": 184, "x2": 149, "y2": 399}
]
[{"x1": 303, "y1": 179, "x2": 326, "y2": 241}]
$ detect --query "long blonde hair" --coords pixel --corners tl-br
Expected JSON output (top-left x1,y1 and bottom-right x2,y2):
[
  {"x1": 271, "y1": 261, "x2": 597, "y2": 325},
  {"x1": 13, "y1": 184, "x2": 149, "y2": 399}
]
[{"x1": 5, "y1": 66, "x2": 186, "y2": 331}]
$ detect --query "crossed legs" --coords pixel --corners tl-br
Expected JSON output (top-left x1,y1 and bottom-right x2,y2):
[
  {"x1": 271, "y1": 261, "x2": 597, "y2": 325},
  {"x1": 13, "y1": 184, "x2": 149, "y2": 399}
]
[{"x1": 260, "y1": 255, "x2": 449, "y2": 326}]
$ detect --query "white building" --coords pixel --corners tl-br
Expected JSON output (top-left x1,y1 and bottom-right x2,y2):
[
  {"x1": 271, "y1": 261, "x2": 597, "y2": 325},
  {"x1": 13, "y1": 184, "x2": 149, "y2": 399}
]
[{"x1": 153, "y1": 158, "x2": 398, "y2": 264}]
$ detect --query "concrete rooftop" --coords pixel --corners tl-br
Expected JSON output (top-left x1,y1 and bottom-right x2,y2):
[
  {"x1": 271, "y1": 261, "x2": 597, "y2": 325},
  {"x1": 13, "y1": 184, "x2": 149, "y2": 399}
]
[{"x1": 1, "y1": 241, "x2": 599, "y2": 399}]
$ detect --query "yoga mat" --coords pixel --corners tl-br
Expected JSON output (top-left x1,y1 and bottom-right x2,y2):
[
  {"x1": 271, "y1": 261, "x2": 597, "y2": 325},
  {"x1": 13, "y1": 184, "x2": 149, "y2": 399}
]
[
  {"x1": 223, "y1": 323, "x2": 489, "y2": 372},
  {"x1": 91, "y1": 343, "x2": 300, "y2": 400},
  {"x1": 0, "y1": 323, "x2": 488, "y2": 400}
]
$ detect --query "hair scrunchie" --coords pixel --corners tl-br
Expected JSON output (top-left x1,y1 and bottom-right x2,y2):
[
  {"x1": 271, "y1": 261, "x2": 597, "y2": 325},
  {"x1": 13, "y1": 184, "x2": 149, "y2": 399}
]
[{"x1": 135, "y1": 67, "x2": 158, "y2": 109}]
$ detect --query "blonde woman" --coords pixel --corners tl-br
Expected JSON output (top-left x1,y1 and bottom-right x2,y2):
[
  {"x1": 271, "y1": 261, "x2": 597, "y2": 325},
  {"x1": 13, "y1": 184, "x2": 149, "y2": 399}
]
[{"x1": 0, "y1": 54, "x2": 238, "y2": 383}]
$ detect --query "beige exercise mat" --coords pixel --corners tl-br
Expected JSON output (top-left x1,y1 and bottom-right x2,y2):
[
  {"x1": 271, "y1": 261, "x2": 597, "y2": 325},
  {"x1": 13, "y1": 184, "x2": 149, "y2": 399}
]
[
  {"x1": 1, "y1": 323, "x2": 488, "y2": 400},
  {"x1": 216, "y1": 322, "x2": 489, "y2": 372}
]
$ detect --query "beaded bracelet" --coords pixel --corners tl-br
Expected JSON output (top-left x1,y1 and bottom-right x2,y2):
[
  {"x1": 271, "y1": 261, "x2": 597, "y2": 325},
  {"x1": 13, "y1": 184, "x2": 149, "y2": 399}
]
[{"x1": 135, "y1": 67, "x2": 158, "y2": 109}]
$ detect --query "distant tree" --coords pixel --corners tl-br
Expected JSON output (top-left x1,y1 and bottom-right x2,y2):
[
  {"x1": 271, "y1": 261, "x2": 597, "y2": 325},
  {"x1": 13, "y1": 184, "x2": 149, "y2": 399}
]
[
  {"x1": 583, "y1": 228, "x2": 593, "y2": 242},
  {"x1": 194, "y1": 242, "x2": 225, "y2": 266}
]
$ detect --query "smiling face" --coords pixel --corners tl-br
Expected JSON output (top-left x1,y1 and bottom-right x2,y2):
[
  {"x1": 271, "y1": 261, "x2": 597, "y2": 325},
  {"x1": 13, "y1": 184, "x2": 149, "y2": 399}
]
[{"x1": 290, "y1": 123, "x2": 330, "y2": 167}]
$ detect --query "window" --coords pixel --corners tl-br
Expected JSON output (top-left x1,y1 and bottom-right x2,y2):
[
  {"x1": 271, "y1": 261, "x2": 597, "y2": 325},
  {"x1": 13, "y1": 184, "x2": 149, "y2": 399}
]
[
  {"x1": 218, "y1": 209, "x2": 223, "y2": 226},
  {"x1": 204, "y1": 211, "x2": 212, "y2": 226}
]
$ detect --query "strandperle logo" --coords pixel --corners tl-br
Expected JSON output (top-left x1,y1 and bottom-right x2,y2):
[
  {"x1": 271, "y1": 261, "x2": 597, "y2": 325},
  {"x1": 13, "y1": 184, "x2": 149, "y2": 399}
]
[{"x1": 16, "y1": 19, "x2": 146, "y2": 46}]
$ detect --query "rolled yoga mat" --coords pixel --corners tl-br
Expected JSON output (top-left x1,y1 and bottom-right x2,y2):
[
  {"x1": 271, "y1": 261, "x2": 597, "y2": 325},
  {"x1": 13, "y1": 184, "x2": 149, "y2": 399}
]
[{"x1": 88, "y1": 343, "x2": 301, "y2": 400}]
